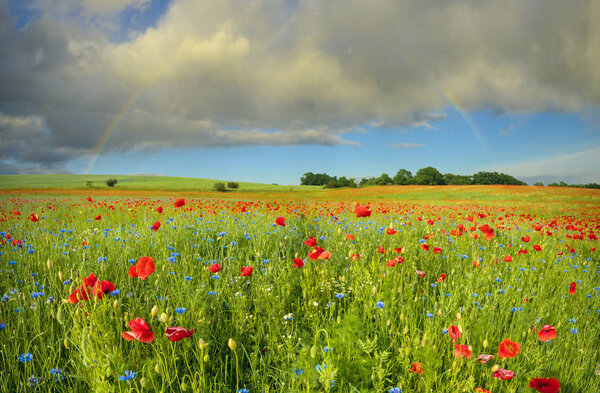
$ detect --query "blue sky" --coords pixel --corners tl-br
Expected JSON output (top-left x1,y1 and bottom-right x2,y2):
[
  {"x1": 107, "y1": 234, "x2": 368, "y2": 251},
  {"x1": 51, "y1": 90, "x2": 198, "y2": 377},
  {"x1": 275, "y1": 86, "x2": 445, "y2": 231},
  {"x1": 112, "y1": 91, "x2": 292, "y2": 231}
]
[{"x1": 1, "y1": 0, "x2": 599, "y2": 184}]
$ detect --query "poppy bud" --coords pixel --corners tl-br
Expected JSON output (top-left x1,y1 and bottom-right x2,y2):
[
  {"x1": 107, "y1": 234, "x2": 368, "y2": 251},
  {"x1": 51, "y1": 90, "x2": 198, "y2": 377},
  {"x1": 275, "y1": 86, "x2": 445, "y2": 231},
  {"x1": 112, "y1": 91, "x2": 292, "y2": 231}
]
[
  {"x1": 337, "y1": 227, "x2": 342, "y2": 234},
  {"x1": 113, "y1": 300, "x2": 119, "y2": 308},
  {"x1": 203, "y1": 354, "x2": 210, "y2": 363},
  {"x1": 47, "y1": 259, "x2": 52, "y2": 270},
  {"x1": 372, "y1": 287, "x2": 377, "y2": 295},
  {"x1": 155, "y1": 364, "x2": 161, "y2": 374},
  {"x1": 160, "y1": 313, "x2": 168, "y2": 323},
  {"x1": 198, "y1": 338, "x2": 209, "y2": 350},
  {"x1": 228, "y1": 338, "x2": 237, "y2": 351},
  {"x1": 56, "y1": 306, "x2": 65, "y2": 325},
  {"x1": 140, "y1": 378, "x2": 147, "y2": 387},
  {"x1": 491, "y1": 364, "x2": 499, "y2": 373},
  {"x1": 155, "y1": 279, "x2": 159, "y2": 286},
  {"x1": 151, "y1": 305, "x2": 159, "y2": 318},
  {"x1": 483, "y1": 339, "x2": 488, "y2": 349},
  {"x1": 456, "y1": 313, "x2": 462, "y2": 320},
  {"x1": 58, "y1": 271, "x2": 64, "y2": 281},
  {"x1": 310, "y1": 345, "x2": 318, "y2": 358}
]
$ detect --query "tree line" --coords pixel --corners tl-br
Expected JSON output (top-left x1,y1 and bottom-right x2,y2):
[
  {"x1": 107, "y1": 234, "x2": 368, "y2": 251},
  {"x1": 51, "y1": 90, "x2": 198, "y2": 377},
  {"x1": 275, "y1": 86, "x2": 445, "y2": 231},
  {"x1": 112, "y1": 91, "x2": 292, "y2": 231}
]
[{"x1": 301, "y1": 167, "x2": 528, "y2": 188}]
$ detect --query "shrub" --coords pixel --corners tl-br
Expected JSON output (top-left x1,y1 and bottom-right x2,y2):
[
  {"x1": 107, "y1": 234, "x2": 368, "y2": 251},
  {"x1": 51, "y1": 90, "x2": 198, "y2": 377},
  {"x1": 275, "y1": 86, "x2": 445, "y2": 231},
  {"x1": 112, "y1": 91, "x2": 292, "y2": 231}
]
[
  {"x1": 227, "y1": 182, "x2": 239, "y2": 189},
  {"x1": 85, "y1": 180, "x2": 94, "y2": 188},
  {"x1": 106, "y1": 178, "x2": 118, "y2": 187},
  {"x1": 213, "y1": 182, "x2": 227, "y2": 192}
]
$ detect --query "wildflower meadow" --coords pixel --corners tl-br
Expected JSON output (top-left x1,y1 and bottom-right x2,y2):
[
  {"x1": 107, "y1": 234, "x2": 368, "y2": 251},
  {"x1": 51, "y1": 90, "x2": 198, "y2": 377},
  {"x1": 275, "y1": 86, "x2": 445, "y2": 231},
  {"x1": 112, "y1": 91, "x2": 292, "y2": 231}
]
[{"x1": 0, "y1": 193, "x2": 599, "y2": 392}]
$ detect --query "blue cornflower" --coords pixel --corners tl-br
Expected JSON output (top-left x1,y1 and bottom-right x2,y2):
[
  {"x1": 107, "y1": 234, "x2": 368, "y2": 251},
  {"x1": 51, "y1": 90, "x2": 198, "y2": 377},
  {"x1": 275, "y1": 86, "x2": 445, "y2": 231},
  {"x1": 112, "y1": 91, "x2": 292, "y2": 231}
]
[
  {"x1": 19, "y1": 353, "x2": 33, "y2": 363},
  {"x1": 426, "y1": 312, "x2": 433, "y2": 318},
  {"x1": 568, "y1": 318, "x2": 576, "y2": 323},
  {"x1": 0, "y1": 323, "x2": 5, "y2": 330},
  {"x1": 175, "y1": 307, "x2": 187, "y2": 314},
  {"x1": 389, "y1": 388, "x2": 402, "y2": 393},
  {"x1": 110, "y1": 289, "x2": 120, "y2": 296},
  {"x1": 316, "y1": 363, "x2": 327, "y2": 372},
  {"x1": 570, "y1": 328, "x2": 578, "y2": 334},
  {"x1": 376, "y1": 301, "x2": 384, "y2": 309},
  {"x1": 323, "y1": 346, "x2": 333, "y2": 353},
  {"x1": 335, "y1": 293, "x2": 344, "y2": 299},
  {"x1": 118, "y1": 370, "x2": 136, "y2": 381},
  {"x1": 211, "y1": 275, "x2": 220, "y2": 280},
  {"x1": 208, "y1": 291, "x2": 217, "y2": 296},
  {"x1": 184, "y1": 275, "x2": 192, "y2": 281},
  {"x1": 291, "y1": 368, "x2": 304, "y2": 375},
  {"x1": 50, "y1": 367, "x2": 64, "y2": 381},
  {"x1": 28, "y1": 375, "x2": 41, "y2": 387}
]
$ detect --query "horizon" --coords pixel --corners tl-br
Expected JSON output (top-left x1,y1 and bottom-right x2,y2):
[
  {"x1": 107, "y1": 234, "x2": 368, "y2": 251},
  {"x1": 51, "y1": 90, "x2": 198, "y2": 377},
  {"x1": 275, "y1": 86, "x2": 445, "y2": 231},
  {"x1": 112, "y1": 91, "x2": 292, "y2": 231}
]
[{"x1": 1, "y1": 0, "x2": 599, "y2": 184}]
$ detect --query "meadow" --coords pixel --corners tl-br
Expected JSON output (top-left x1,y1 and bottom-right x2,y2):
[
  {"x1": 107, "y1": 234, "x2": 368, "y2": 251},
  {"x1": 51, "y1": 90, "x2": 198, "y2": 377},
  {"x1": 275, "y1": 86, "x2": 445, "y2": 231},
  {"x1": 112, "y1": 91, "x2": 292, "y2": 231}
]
[{"x1": 0, "y1": 185, "x2": 599, "y2": 392}]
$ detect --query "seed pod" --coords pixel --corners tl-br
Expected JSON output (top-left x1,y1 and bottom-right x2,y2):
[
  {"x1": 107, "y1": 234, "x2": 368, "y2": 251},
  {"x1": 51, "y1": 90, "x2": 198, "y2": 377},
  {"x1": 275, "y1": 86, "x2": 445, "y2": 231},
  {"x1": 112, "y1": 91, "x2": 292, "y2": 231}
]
[
  {"x1": 151, "y1": 305, "x2": 159, "y2": 318},
  {"x1": 310, "y1": 345, "x2": 317, "y2": 358},
  {"x1": 56, "y1": 306, "x2": 65, "y2": 325},
  {"x1": 47, "y1": 259, "x2": 52, "y2": 270},
  {"x1": 203, "y1": 354, "x2": 210, "y2": 363},
  {"x1": 113, "y1": 300, "x2": 119, "y2": 309},
  {"x1": 160, "y1": 313, "x2": 168, "y2": 323},
  {"x1": 155, "y1": 363, "x2": 161, "y2": 374},
  {"x1": 58, "y1": 271, "x2": 64, "y2": 281},
  {"x1": 228, "y1": 338, "x2": 237, "y2": 351}
]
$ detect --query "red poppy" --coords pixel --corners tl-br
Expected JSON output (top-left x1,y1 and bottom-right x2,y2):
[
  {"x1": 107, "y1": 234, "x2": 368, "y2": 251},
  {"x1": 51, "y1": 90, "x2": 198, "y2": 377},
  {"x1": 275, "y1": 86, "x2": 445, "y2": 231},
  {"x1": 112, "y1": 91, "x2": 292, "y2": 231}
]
[
  {"x1": 537, "y1": 325, "x2": 557, "y2": 342},
  {"x1": 240, "y1": 266, "x2": 253, "y2": 276},
  {"x1": 128, "y1": 257, "x2": 155, "y2": 280},
  {"x1": 351, "y1": 253, "x2": 361, "y2": 261},
  {"x1": 292, "y1": 258, "x2": 304, "y2": 268},
  {"x1": 416, "y1": 270, "x2": 426, "y2": 278},
  {"x1": 29, "y1": 213, "x2": 39, "y2": 222},
  {"x1": 275, "y1": 216, "x2": 286, "y2": 227},
  {"x1": 68, "y1": 273, "x2": 115, "y2": 303},
  {"x1": 174, "y1": 199, "x2": 186, "y2": 208},
  {"x1": 386, "y1": 228, "x2": 397, "y2": 235},
  {"x1": 304, "y1": 236, "x2": 317, "y2": 247},
  {"x1": 533, "y1": 245, "x2": 542, "y2": 251},
  {"x1": 433, "y1": 246, "x2": 442, "y2": 254},
  {"x1": 493, "y1": 368, "x2": 515, "y2": 380},
  {"x1": 122, "y1": 317, "x2": 155, "y2": 343},
  {"x1": 479, "y1": 224, "x2": 495, "y2": 240},
  {"x1": 453, "y1": 344, "x2": 471, "y2": 359},
  {"x1": 345, "y1": 233, "x2": 355, "y2": 240},
  {"x1": 208, "y1": 263, "x2": 221, "y2": 273},
  {"x1": 569, "y1": 282, "x2": 576, "y2": 294},
  {"x1": 421, "y1": 244, "x2": 429, "y2": 251},
  {"x1": 504, "y1": 255, "x2": 513, "y2": 262},
  {"x1": 318, "y1": 251, "x2": 332, "y2": 260},
  {"x1": 447, "y1": 325, "x2": 461, "y2": 343},
  {"x1": 521, "y1": 236, "x2": 530, "y2": 242},
  {"x1": 529, "y1": 378, "x2": 560, "y2": 393},
  {"x1": 354, "y1": 205, "x2": 372, "y2": 218},
  {"x1": 476, "y1": 354, "x2": 494, "y2": 363},
  {"x1": 410, "y1": 362, "x2": 424, "y2": 373},
  {"x1": 393, "y1": 247, "x2": 403, "y2": 254},
  {"x1": 165, "y1": 327, "x2": 194, "y2": 342},
  {"x1": 377, "y1": 246, "x2": 386, "y2": 254},
  {"x1": 91, "y1": 280, "x2": 116, "y2": 299},
  {"x1": 438, "y1": 273, "x2": 447, "y2": 282},
  {"x1": 475, "y1": 388, "x2": 491, "y2": 393},
  {"x1": 156, "y1": 206, "x2": 163, "y2": 213},
  {"x1": 86, "y1": 196, "x2": 92, "y2": 202},
  {"x1": 308, "y1": 246, "x2": 325, "y2": 260},
  {"x1": 498, "y1": 338, "x2": 520, "y2": 358},
  {"x1": 95, "y1": 215, "x2": 101, "y2": 220},
  {"x1": 152, "y1": 221, "x2": 161, "y2": 231},
  {"x1": 518, "y1": 249, "x2": 529, "y2": 256}
]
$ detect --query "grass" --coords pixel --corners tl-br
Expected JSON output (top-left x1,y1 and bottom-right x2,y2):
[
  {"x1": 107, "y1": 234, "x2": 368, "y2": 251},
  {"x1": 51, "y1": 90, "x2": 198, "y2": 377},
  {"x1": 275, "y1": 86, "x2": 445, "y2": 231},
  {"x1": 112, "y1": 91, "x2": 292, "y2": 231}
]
[{"x1": 0, "y1": 192, "x2": 598, "y2": 392}]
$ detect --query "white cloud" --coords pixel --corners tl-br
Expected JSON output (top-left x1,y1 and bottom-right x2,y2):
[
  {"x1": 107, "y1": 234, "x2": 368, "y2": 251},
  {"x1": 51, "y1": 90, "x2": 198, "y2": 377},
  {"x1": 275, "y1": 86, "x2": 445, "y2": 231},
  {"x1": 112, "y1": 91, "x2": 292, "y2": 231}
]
[{"x1": 387, "y1": 143, "x2": 426, "y2": 149}]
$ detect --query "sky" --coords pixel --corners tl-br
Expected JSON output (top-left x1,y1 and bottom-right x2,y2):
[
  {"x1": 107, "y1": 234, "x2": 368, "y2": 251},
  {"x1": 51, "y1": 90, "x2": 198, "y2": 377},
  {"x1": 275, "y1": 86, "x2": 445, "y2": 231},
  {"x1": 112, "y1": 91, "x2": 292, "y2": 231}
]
[{"x1": 0, "y1": 0, "x2": 599, "y2": 185}]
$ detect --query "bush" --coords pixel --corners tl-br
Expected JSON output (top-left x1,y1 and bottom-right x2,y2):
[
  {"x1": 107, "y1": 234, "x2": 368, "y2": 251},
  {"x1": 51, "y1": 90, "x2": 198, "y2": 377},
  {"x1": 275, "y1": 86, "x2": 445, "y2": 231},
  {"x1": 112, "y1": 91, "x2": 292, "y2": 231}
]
[
  {"x1": 85, "y1": 180, "x2": 94, "y2": 188},
  {"x1": 213, "y1": 182, "x2": 227, "y2": 192},
  {"x1": 106, "y1": 178, "x2": 118, "y2": 187},
  {"x1": 227, "y1": 182, "x2": 239, "y2": 189}
]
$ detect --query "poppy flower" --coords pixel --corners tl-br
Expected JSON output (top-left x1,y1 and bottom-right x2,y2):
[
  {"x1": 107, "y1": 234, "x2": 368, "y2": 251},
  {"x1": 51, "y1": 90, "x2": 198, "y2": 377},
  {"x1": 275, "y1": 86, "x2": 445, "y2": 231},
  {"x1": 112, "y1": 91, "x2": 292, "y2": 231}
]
[
  {"x1": 410, "y1": 362, "x2": 424, "y2": 373},
  {"x1": 493, "y1": 368, "x2": 515, "y2": 380},
  {"x1": 438, "y1": 273, "x2": 447, "y2": 282},
  {"x1": 152, "y1": 221, "x2": 161, "y2": 231},
  {"x1": 29, "y1": 213, "x2": 39, "y2": 222},
  {"x1": 156, "y1": 206, "x2": 163, "y2": 213},
  {"x1": 476, "y1": 354, "x2": 494, "y2": 363},
  {"x1": 447, "y1": 325, "x2": 461, "y2": 343},
  {"x1": 351, "y1": 254, "x2": 361, "y2": 261},
  {"x1": 479, "y1": 224, "x2": 495, "y2": 240},
  {"x1": 453, "y1": 344, "x2": 471, "y2": 359},
  {"x1": 68, "y1": 273, "x2": 115, "y2": 303},
  {"x1": 308, "y1": 246, "x2": 325, "y2": 260},
  {"x1": 86, "y1": 196, "x2": 92, "y2": 202},
  {"x1": 386, "y1": 259, "x2": 398, "y2": 268},
  {"x1": 354, "y1": 205, "x2": 372, "y2": 218},
  {"x1": 165, "y1": 327, "x2": 194, "y2": 342},
  {"x1": 529, "y1": 378, "x2": 560, "y2": 393},
  {"x1": 421, "y1": 244, "x2": 429, "y2": 251},
  {"x1": 95, "y1": 215, "x2": 101, "y2": 220},
  {"x1": 122, "y1": 318, "x2": 155, "y2": 343},
  {"x1": 275, "y1": 216, "x2": 286, "y2": 227},
  {"x1": 518, "y1": 249, "x2": 529, "y2": 256},
  {"x1": 504, "y1": 255, "x2": 513, "y2": 262},
  {"x1": 521, "y1": 236, "x2": 530, "y2": 242},
  {"x1": 304, "y1": 236, "x2": 317, "y2": 247},
  {"x1": 174, "y1": 199, "x2": 185, "y2": 208},
  {"x1": 91, "y1": 280, "x2": 116, "y2": 299},
  {"x1": 318, "y1": 251, "x2": 332, "y2": 260},
  {"x1": 475, "y1": 389, "x2": 491, "y2": 393},
  {"x1": 128, "y1": 257, "x2": 155, "y2": 280},
  {"x1": 498, "y1": 338, "x2": 520, "y2": 358},
  {"x1": 377, "y1": 246, "x2": 386, "y2": 254},
  {"x1": 208, "y1": 263, "x2": 221, "y2": 273},
  {"x1": 416, "y1": 270, "x2": 426, "y2": 277},
  {"x1": 345, "y1": 233, "x2": 354, "y2": 240},
  {"x1": 393, "y1": 247, "x2": 403, "y2": 254},
  {"x1": 240, "y1": 266, "x2": 253, "y2": 276},
  {"x1": 433, "y1": 247, "x2": 442, "y2": 254},
  {"x1": 569, "y1": 282, "x2": 576, "y2": 294},
  {"x1": 292, "y1": 258, "x2": 304, "y2": 268},
  {"x1": 533, "y1": 245, "x2": 542, "y2": 251},
  {"x1": 537, "y1": 325, "x2": 557, "y2": 342},
  {"x1": 386, "y1": 228, "x2": 397, "y2": 235}
]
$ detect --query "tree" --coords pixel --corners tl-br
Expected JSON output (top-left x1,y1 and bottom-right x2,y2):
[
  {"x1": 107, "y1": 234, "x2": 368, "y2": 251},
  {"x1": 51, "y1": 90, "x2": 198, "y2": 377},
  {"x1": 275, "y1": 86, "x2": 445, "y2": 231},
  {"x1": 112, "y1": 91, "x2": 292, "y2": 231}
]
[
  {"x1": 471, "y1": 171, "x2": 526, "y2": 185},
  {"x1": 227, "y1": 182, "x2": 239, "y2": 189},
  {"x1": 374, "y1": 173, "x2": 393, "y2": 185},
  {"x1": 359, "y1": 177, "x2": 375, "y2": 187},
  {"x1": 85, "y1": 180, "x2": 94, "y2": 188},
  {"x1": 414, "y1": 167, "x2": 445, "y2": 185},
  {"x1": 213, "y1": 182, "x2": 227, "y2": 192},
  {"x1": 443, "y1": 173, "x2": 471, "y2": 185},
  {"x1": 393, "y1": 169, "x2": 413, "y2": 185},
  {"x1": 533, "y1": 182, "x2": 544, "y2": 186},
  {"x1": 300, "y1": 172, "x2": 334, "y2": 186},
  {"x1": 106, "y1": 178, "x2": 118, "y2": 187}
]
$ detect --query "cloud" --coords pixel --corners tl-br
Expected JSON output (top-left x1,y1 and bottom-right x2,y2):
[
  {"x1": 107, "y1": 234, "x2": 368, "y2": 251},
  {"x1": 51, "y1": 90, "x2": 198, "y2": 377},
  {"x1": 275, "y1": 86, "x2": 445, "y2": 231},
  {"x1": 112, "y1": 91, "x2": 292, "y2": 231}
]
[
  {"x1": 0, "y1": 0, "x2": 598, "y2": 171},
  {"x1": 387, "y1": 142, "x2": 426, "y2": 149},
  {"x1": 486, "y1": 147, "x2": 600, "y2": 184},
  {"x1": 499, "y1": 124, "x2": 515, "y2": 136}
]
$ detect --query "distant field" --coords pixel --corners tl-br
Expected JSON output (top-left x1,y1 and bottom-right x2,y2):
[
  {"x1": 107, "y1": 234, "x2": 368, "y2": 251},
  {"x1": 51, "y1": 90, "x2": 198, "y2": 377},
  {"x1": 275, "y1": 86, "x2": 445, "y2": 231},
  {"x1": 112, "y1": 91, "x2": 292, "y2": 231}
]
[{"x1": 1, "y1": 175, "x2": 599, "y2": 209}]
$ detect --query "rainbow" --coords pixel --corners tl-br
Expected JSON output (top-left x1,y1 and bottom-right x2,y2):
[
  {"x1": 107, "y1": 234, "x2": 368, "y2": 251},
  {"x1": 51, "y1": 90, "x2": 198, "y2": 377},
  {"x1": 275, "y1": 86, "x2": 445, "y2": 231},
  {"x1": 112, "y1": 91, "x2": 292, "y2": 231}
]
[{"x1": 435, "y1": 85, "x2": 497, "y2": 165}]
